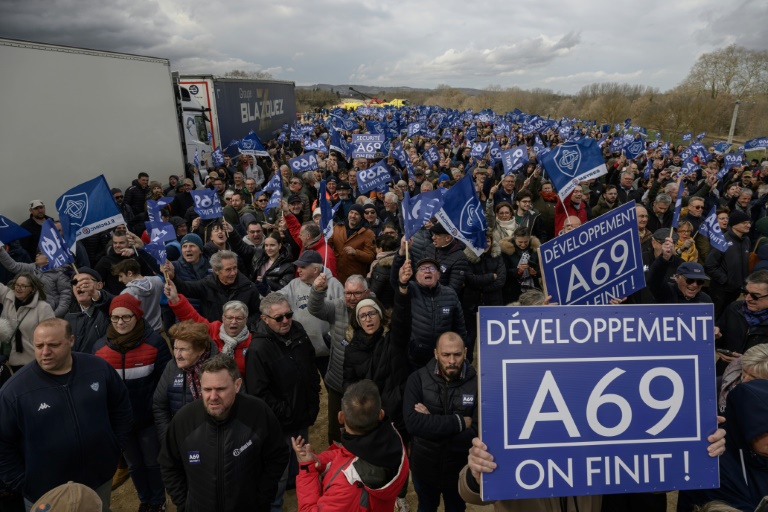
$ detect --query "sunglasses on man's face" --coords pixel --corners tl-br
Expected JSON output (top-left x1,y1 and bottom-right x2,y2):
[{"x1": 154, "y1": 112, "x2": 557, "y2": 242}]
[
  {"x1": 683, "y1": 277, "x2": 706, "y2": 286},
  {"x1": 264, "y1": 311, "x2": 294, "y2": 322}
]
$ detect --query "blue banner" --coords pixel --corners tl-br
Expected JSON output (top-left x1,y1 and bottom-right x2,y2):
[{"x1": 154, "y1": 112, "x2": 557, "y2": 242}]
[
  {"x1": 465, "y1": 123, "x2": 478, "y2": 141},
  {"x1": 744, "y1": 137, "x2": 768, "y2": 151},
  {"x1": 318, "y1": 180, "x2": 341, "y2": 241},
  {"x1": 262, "y1": 173, "x2": 282, "y2": 193},
  {"x1": 671, "y1": 179, "x2": 685, "y2": 229},
  {"x1": 540, "y1": 201, "x2": 644, "y2": 305},
  {"x1": 501, "y1": 145, "x2": 529, "y2": 175},
  {"x1": 191, "y1": 189, "x2": 223, "y2": 220},
  {"x1": 720, "y1": 153, "x2": 744, "y2": 178},
  {"x1": 434, "y1": 174, "x2": 487, "y2": 256},
  {"x1": 608, "y1": 137, "x2": 624, "y2": 153},
  {"x1": 357, "y1": 161, "x2": 392, "y2": 194},
  {"x1": 391, "y1": 144, "x2": 409, "y2": 168},
  {"x1": 489, "y1": 141, "x2": 502, "y2": 165},
  {"x1": 237, "y1": 130, "x2": 268, "y2": 156},
  {"x1": 682, "y1": 132, "x2": 692, "y2": 142},
  {"x1": 38, "y1": 219, "x2": 73, "y2": 271},
  {"x1": 402, "y1": 189, "x2": 446, "y2": 240},
  {"x1": 540, "y1": 138, "x2": 608, "y2": 200},
  {"x1": 146, "y1": 198, "x2": 174, "y2": 223},
  {"x1": 264, "y1": 188, "x2": 282, "y2": 213},
  {"x1": 329, "y1": 129, "x2": 352, "y2": 161},
  {"x1": 713, "y1": 142, "x2": 730, "y2": 154},
  {"x1": 0, "y1": 215, "x2": 31, "y2": 245},
  {"x1": 470, "y1": 142, "x2": 488, "y2": 158},
  {"x1": 351, "y1": 134, "x2": 385, "y2": 159},
  {"x1": 478, "y1": 303, "x2": 718, "y2": 501},
  {"x1": 145, "y1": 221, "x2": 176, "y2": 244},
  {"x1": 680, "y1": 158, "x2": 701, "y2": 177},
  {"x1": 423, "y1": 146, "x2": 440, "y2": 167},
  {"x1": 304, "y1": 139, "x2": 328, "y2": 153},
  {"x1": 143, "y1": 241, "x2": 167, "y2": 266},
  {"x1": 288, "y1": 152, "x2": 319, "y2": 173},
  {"x1": 699, "y1": 206, "x2": 730, "y2": 252},
  {"x1": 56, "y1": 175, "x2": 125, "y2": 251},
  {"x1": 623, "y1": 138, "x2": 646, "y2": 161},
  {"x1": 212, "y1": 148, "x2": 225, "y2": 167},
  {"x1": 407, "y1": 122, "x2": 424, "y2": 138}
]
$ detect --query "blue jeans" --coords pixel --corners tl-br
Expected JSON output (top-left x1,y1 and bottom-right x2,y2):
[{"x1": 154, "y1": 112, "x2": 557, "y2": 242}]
[
  {"x1": 411, "y1": 472, "x2": 466, "y2": 512},
  {"x1": 123, "y1": 424, "x2": 166, "y2": 505},
  {"x1": 271, "y1": 427, "x2": 307, "y2": 512}
]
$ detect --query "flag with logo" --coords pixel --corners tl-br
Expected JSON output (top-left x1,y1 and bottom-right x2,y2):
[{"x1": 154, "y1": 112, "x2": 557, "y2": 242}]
[
  {"x1": 699, "y1": 205, "x2": 730, "y2": 252},
  {"x1": 264, "y1": 188, "x2": 282, "y2": 213},
  {"x1": 191, "y1": 189, "x2": 223, "y2": 220},
  {"x1": 0, "y1": 215, "x2": 31, "y2": 245},
  {"x1": 539, "y1": 138, "x2": 608, "y2": 200},
  {"x1": 193, "y1": 147, "x2": 199, "y2": 169},
  {"x1": 143, "y1": 241, "x2": 168, "y2": 266},
  {"x1": 501, "y1": 145, "x2": 529, "y2": 175},
  {"x1": 423, "y1": 146, "x2": 440, "y2": 167},
  {"x1": 680, "y1": 158, "x2": 701, "y2": 177},
  {"x1": 682, "y1": 132, "x2": 692, "y2": 142},
  {"x1": 470, "y1": 142, "x2": 488, "y2": 158},
  {"x1": 434, "y1": 174, "x2": 487, "y2": 256},
  {"x1": 263, "y1": 173, "x2": 282, "y2": 193},
  {"x1": 145, "y1": 221, "x2": 177, "y2": 244},
  {"x1": 238, "y1": 130, "x2": 269, "y2": 156},
  {"x1": 212, "y1": 148, "x2": 225, "y2": 167},
  {"x1": 402, "y1": 189, "x2": 446, "y2": 241},
  {"x1": 56, "y1": 175, "x2": 125, "y2": 252},
  {"x1": 146, "y1": 198, "x2": 174, "y2": 223},
  {"x1": 38, "y1": 219, "x2": 74, "y2": 271},
  {"x1": 357, "y1": 161, "x2": 392, "y2": 194},
  {"x1": 720, "y1": 153, "x2": 744, "y2": 179},
  {"x1": 670, "y1": 180, "x2": 685, "y2": 229},
  {"x1": 319, "y1": 180, "x2": 341, "y2": 241},
  {"x1": 744, "y1": 137, "x2": 768, "y2": 151},
  {"x1": 623, "y1": 138, "x2": 646, "y2": 160}
]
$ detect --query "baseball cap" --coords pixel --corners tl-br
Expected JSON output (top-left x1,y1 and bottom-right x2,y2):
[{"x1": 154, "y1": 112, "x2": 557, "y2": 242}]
[
  {"x1": 676, "y1": 262, "x2": 710, "y2": 280},
  {"x1": 415, "y1": 258, "x2": 440, "y2": 270},
  {"x1": 429, "y1": 223, "x2": 449, "y2": 235},
  {"x1": 294, "y1": 250, "x2": 323, "y2": 267},
  {"x1": 31, "y1": 481, "x2": 102, "y2": 512},
  {"x1": 287, "y1": 194, "x2": 303, "y2": 204},
  {"x1": 652, "y1": 229, "x2": 679, "y2": 242},
  {"x1": 30, "y1": 200, "x2": 44, "y2": 209}
]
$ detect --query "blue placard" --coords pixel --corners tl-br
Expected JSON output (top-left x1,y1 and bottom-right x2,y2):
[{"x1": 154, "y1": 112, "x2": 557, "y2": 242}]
[
  {"x1": 478, "y1": 303, "x2": 718, "y2": 501},
  {"x1": 539, "y1": 201, "x2": 645, "y2": 305},
  {"x1": 357, "y1": 161, "x2": 392, "y2": 194},
  {"x1": 351, "y1": 134, "x2": 385, "y2": 159},
  {"x1": 191, "y1": 189, "x2": 223, "y2": 220},
  {"x1": 288, "y1": 151, "x2": 319, "y2": 173}
]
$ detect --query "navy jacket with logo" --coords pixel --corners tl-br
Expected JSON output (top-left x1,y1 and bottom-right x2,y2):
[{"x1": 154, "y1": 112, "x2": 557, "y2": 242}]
[{"x1": 0, "y1": 353, "x2": 132, "y2": 502}]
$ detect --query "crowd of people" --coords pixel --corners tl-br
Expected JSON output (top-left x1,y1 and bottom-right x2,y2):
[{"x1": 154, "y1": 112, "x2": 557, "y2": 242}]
[{"x1": 0, "y1": 108, "x2": 767, "y2": 512}]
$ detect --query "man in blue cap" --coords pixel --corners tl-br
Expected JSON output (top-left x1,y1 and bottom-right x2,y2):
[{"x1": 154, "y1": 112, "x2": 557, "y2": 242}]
[{"x1": 648, "y1": 235, "x2": 712, "y2": 304}]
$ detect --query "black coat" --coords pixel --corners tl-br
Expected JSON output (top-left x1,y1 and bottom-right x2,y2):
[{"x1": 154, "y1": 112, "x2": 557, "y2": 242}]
[
  {"x1": 174, "y1": 272, "x2": 260, "y2": 325},
  {"x1": 462, "y1": 242, "x2": 506, "y2": 308},
  {"x1": 252, "y1": 249, "x2": 294, "y2": 294},
  {"x1": 499, "y1": 239, "x2": 540, "y2": 305},
  {"x1": 705, "y1": 230, "x2": 750, "y2": 294},
  {"x1": 368, "y1": 253, "x2": 395, "y2": 309},
  {"x1": 647, "y1": 256, "x2": 712, "y2": 304},
  {"x1": 716, "y1": 300, "x2": 768, "y2": 355},
  {"x1": 65, "y1": 290, "x2": 115, "y2": 355},
  {"x1": 342, "y1": 289, "x2": 411, "y2": 434},
  {"x1": 244, "y1": 320, "x2": 320, "y2": 432}
]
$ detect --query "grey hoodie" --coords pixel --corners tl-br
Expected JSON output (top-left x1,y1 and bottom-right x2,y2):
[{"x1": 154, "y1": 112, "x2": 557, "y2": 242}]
[{"x1": 122, "y1": 275, "x2": 164, "y2": 332}]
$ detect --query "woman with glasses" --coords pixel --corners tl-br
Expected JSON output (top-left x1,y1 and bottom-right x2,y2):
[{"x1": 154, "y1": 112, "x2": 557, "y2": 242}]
[
  {"x1": 163, "y1": 279, "x2": 252, "y2": 376},
  {"x1": 0, "y1": 272, "x2": 54, "y2": 371},
  {"x1": 0, "y1": 245, "x2": 72, "y2": 317},
  {"x1": 93, "y1": 294, "x2": 171, "y2": 512},
  {"x1": 674, "y1": 220, "x2": 699, "y2": 262},
  {"x1": 343, "y1": 261, "x2": 413, "y2": 439},
  {"x1": 718, "y1": 344, "x2": 768, "y2": 414}
]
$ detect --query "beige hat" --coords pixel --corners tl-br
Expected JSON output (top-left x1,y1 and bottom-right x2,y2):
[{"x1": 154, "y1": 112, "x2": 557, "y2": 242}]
[
  {"x1": 30, "y1": 199, "x2": 44, "y2": 209},
  {"x1": 31, "y1": 481, "x2": 102, "y2": 511}
]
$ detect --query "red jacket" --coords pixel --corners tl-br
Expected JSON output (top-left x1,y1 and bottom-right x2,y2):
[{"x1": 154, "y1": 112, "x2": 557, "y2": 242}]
[
  {"x1": 285, "y1": 213, "x2": 337, "y2": 277},
  {"x1": 168, "y1": 293, "x2": 251, "y2": 376},
  {"x1": 296, "y1": 424, "x2": 409, "y2": 512},
  {"x1": 554, "y1": 190, "x2": 589, "y2": 234}
]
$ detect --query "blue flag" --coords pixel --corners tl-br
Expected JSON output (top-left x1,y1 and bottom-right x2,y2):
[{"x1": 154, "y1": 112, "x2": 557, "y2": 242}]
[
  {"x1": 402, "y1": 189, "x2": 446, "y2": 241},
  {"x1": 391, "y1": 144, "x2": 409, "y2": 167},
  {"x1": 501, "y1": 145, "x2": 529, "y2": 175},
  {"x1": 470, "y1": 142, "x2": 488, "y2": 158},
  {"x1": 318, "y1": 181, "x2": 341, "y2": 241},
  {"x1": 434, "y1": 174, "x2": 487, "y2": 256},
  {"x1": 212, "y1": 148, "x2": 225, "y2": 167},
  {"x1": 0, "y1": 215, "x2": 31, "y2": 245},
  {"x1": 423, "y1": 146, "x2": 440, "y2": 167},
  {"x1": 744, "y1": 137, "x2": 768, "y2": 151},
  {"x1": 720, "y1": 153, "x2": 744, "y2": 179},
  {"x1": 264, "y1": 188, "x2": 282, "y2": 213},
  {"x1": 329, "y1": 129, "x2": 351, "y2": 160},
  {"x1": 539, "y1": 138, "x2": 608, "y2": 200},
  {"x1": 238, "y1": 130, "x2": 268, "y2": 156},
  {"x1": 143, "y1": 241, "x2": 167, "y2": 266},
  {"x1": 670, "y1": 180, "x2": 685, "y2": 229},
  {"x1": 407, "y1": 122, "x2": 424, "y2": 138},
  {"x1": 288, "y1": 152, "x2": 319, "y2": 173},
  {"x1": 263, "y1": 173, "x2": 282, "y2": 193},
  {"x1": 643, "y1": 158, "x2": 653, "y2": 180},
  {"x1": 38, "y1": 219, "x2": 73, "y2": 271},
  {"x1": 680, "y1": 158, "x2": 701, "y2": 177},
  {"x1": 696, "y1": 132, "x2": 706, "y2": 141},
  {"x1": 682, "y1": 132, "x2": 692, "y2": 142},
  {"x1": 145, "y1": 221, "x2": 176, "y2": 244},
  {"x1": 357, "y1": 161, "x2": 392, "y2": 194},
  {"x1": 713, "y1": 142, "x2": 731, "y2": 154},
  {"x1": 699, "y1": 205, "x2": 730, "y2": 253},
  {"x1": 608, "y1": 137, "x2": 624, "y2": 153},
  {"x1": 191, "y1": 189, "x2": 223, "y2": 220},
  {"x1": 146, "y1": 198, "x2": 174, "y2": 223},
  {"x1": 464, "y1": 123, "x2": 478, "y2": 142},
  {"x1": 56, "y1": 175, "x2": 125, "y2": 252},
  {"x1": 489, "y1": 141, "x2": 502, "y2": 165},
  {"x1": 623, "y1": 138, "x2": 646, "y2": 161}
]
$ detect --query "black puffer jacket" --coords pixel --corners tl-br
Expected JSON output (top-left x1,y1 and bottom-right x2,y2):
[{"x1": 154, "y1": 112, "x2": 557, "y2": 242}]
[
  {"x1": 244, "y1": 319, "x2": 320, "y2": 432},
  {"x1": 705, "y1": 229, "x2": 750, "y2": 294},
  {"x1": 342, "y1": 289, "x2": 411, "y2": 434},
  {"x1": 66, "y1": 290, "x2": 115, "y2": 354},
  {"x1": 403, "y1": 359, "x2": 478, "y2": 488},
  {"x1": 462, "y1": 242, "x2": 506, "y2": 308},
  {"x1": 368, "y1": 253, "x2": 395, "y2": 309},
  {"x1": 717, "y1": 300, "x2": 768, "y2": 355},
  {"x1": 434, "y1": 239, "x2": 469, "y2": 294},
  {"x1": 158, "y1": 394, "x2": 288, "y2": 512},
  {"x1": 648, "y1": 257, "x2": 712, "y2": 304},
  {"x1": 391, "y1": 253, "x2": 467, "y2": 369},
  {"x1": 499, "y1": 239, "x2": 540, "y2": 304},
  {"x1": 173, "y1": 273, "x2": 260, "y2": 325},
  {"x1": 251, "y1": 248, "x2": 294, "y2": 294}
]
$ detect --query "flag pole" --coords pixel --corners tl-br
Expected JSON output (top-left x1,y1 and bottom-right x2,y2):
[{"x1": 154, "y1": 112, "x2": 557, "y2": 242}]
[
  {"x1": 670, "y1": 175, "x2": 684, "y2": 239},
  {"x1": 405, "y1": 238, "x2": 410, "y2": 261}
]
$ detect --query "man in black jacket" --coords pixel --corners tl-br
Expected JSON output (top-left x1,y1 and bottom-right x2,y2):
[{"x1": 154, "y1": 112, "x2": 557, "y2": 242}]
[
  {"x1": 648, "y1": 243, "x2": 713, "y2": 305},
  {"x1": 124, "y1": 172, "x2": 150, "y2": 216},
  {"x1": 65, "y1": 267, "x2": 114, "y2": 354},
  {"x1": 245, "y1": 292, "x2": 320, "y2": 511},
  {"x1": 403, "y1": 332, "x2": 477, "y2": 512},
  {"x1": 0, "y1": 318, "x2": 132, "y2": 510},
  {"x1": 19, "y1": 199, "x2": 54, "y2": 260},
  {"x1": 705, "y1": 210, "x2": 751, "y2": 319},
  {"x1": 159, "y1": 355, "x2": 287, "y2": 512}
]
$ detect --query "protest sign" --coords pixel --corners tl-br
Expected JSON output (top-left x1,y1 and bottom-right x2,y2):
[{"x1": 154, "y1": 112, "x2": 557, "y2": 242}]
[
  {"x1": 357, "y1": 161, "x2": 392, "y2": 194},
  {"x1": 478, "y1": 303, "x2": 718, "y2": 501},
  {"x1": 539, "y1": 201, "x2": 644, "y2": 305},
  {"x1": 191, "y1": 189, "x2": 223, "y2": 220},
  {"x1": 351, "y1": 134, "x2": 385, "y2": 159}
]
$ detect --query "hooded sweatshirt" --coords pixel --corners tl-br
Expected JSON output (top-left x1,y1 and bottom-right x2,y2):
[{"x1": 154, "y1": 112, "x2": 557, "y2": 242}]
[{"x1": 122, "y1": 275, "x2": 164, "y2": 332}]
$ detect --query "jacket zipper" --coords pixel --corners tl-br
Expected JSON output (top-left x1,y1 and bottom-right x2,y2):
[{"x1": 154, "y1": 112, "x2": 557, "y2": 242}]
[{"x1": 217, "y1": 423, "x2": 224, "y2": 512}]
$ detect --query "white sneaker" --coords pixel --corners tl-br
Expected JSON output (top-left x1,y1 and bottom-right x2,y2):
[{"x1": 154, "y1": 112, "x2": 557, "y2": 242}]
[{"x1": 395, "y1": 497, "x2": 410, "y2": 512}]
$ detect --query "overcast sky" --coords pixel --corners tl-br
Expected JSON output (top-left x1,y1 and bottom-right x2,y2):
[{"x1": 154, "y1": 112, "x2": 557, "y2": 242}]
[{"x1": 1, "y1": 0, "x2": 765, "y2": 94}]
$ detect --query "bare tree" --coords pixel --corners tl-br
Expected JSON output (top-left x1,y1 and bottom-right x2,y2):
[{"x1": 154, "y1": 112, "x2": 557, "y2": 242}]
[
  {"x1": 680, "y1": 45, "x2": 768, "y2": 99},
  {"x1": 224, "y1": 69, "x2": 274, "y2": 80}
]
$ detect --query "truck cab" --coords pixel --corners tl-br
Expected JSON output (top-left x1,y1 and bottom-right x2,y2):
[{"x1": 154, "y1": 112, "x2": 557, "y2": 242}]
[{"x1": 177, "y1": 85, "x2": 212, "y2": 167}]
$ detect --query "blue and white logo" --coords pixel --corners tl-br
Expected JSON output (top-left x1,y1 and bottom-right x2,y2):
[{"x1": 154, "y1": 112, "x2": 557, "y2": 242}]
[
  {"x1": 463, "y1": 394, "x2": 475, "y2": 406},
  {"x1": 627, "y1": 140, "x2": 643, "y2": 155},
  {"x1": 459, "y1": 200, "x2": 487, "y2": 236},
  {"x1": 553, "y1": 145, "x2": 582, "y2": 178},
  {"x1": 188, "y1": 451, "x2": 201, "y2": 464},
  {"x1": 60, "y1": 193, "x2": 89, "y2": 227},
  {"x1": 188, "y1": 85, "x2": 199, "y2": 95}
]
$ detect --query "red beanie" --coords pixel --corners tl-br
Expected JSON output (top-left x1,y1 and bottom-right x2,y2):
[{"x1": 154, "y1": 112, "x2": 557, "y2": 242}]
[{"x1": 109, "y1": 294, "x2": 144, "y2": 321}]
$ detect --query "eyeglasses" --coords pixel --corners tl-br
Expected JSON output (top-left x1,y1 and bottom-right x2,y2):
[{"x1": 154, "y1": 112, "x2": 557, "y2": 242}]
[
  {"x1": 683, "y1": 277, "x2": 706, "y2": 286},
  {"x1": 257, "y1": 198, "x2": 267, "y2": 203},
  {"x1": 264, "y1": 311, "x2": 294, "y2": 322},
  {"x1": 14, "y1": 284, "x2": 31, "y2": 289},
  {"x1": 223, "y1": 315, "x2": 245, "y2": 322},
  {"x1": 743, "y1": 288, "x2": 768, "y2": 301},
  {"x1": 688, "y1": 205, "x2": 703, "y2": 210},
  {"x1": 519, "y1": 200, "x2": 532, "y2": 204},
  {"x1": 418, "y1": 265, "x2": 437, "y2": 273},
  {"x1": 344, "y1": 290, "x2": 366, "y2": 298},
  {"x1": 358, "y1": 310, "x2": 380, "y2": 321},
  {"x1": 113, "y1": 195, "x2": 123, "y2": 200},
  {"x1": 110, "y1": 314, "x2": 136, "y2": 323}
]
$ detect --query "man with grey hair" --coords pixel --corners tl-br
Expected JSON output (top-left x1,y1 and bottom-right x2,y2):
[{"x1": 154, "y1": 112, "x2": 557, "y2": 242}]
[
  {"x1": 245, "y1": 292, "x2": 319, "y2": 512},
  {"x1": 166, "y1": 249, "x2": 261, "y2": 325},
  {"x1": 381, "y1": 192, "x2": 400, "y2": 227},
  {"x1": 646, "y1": 192, "x2": 673, "y2": 232},
  {"x1": 278, "y1": 251, "x2": 343, "y2": 378},
  {"x1": 308, "y1": 273, "x2": 371, "y2": 444}
]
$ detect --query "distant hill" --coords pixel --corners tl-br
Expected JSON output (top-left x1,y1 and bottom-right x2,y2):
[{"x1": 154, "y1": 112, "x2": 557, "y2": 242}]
[{"x1": 297, "y1": 83, "x2": 486, "y2": 98}]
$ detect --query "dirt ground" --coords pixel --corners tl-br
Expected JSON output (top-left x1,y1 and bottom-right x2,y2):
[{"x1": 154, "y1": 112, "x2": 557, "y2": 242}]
[{"x1": 110, "y1": 383, "x2": 677, "y2": 512}]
